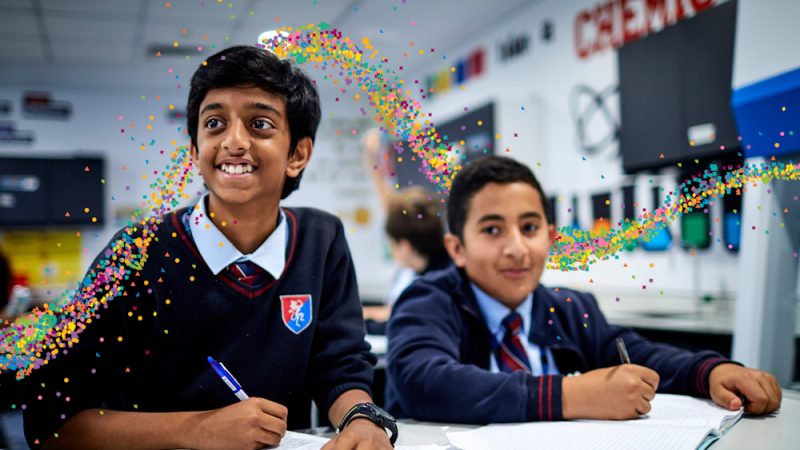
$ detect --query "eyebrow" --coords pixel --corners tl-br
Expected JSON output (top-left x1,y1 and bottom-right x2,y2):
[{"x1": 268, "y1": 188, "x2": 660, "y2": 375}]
[
  {"x1": 477, "y1": 214, "x2": 505, "y2": 223},
  {"x1": 477, "y1": 211, "x2": 543, "y2": 223},
  {"x1": 246, "y1": 102, "x2": 283, "y2": 118},
  {"x1": 199, "y1": 103, "x2": 223, "y2": 116},
  {"x1": 520, "y1": 211, "x2": 544, "y2": 220},
  {"x1": 199, "y1": 102, "x2": 283, "y2": 118}
]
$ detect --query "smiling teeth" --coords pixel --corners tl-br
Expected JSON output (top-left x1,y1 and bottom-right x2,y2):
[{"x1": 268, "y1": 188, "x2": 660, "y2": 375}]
[{"x1": 220, "y1": 164, "x2": 254, "y2": 174}]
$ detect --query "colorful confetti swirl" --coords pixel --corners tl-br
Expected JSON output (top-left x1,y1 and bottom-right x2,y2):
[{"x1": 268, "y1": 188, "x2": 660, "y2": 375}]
[{"x1": 0, "y1": 23, "x2": 797, "y2": 376}]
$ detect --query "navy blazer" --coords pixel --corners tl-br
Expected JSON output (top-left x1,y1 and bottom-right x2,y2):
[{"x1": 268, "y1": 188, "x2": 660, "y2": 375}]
[{"x1": 386, "y1": 265, "x2": 733, "y2": 424}]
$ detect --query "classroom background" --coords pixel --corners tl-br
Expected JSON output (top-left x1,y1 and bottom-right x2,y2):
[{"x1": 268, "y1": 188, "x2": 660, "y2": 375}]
[{"x1": 0, "y1": 0, "x2": 798, "y2": 447}]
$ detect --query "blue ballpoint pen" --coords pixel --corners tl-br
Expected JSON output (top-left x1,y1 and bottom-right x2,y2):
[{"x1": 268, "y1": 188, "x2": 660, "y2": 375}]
[{"x1": 208, "y1": 356, "x2": 249, "y2": 401}]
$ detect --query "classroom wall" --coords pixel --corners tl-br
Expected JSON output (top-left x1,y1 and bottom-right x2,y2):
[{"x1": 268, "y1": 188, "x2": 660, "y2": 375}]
[
  {"x1": 0, "y1": 81, "x2": 393, "y2": 302},
  {"x1": 733, "y1": 0, "x2": 800, "y2": 89},
  {"x1": 3, "y1": 0, "x2": 797, "y2": 309},
  {"x1": 410, "y1": 0, "x2": 742, "y2": 308}
]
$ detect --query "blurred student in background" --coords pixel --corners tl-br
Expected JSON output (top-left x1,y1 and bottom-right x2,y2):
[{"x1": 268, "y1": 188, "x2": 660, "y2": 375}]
[{"x1": 361, "y1": 128, "x2": 450, "y2": 334}]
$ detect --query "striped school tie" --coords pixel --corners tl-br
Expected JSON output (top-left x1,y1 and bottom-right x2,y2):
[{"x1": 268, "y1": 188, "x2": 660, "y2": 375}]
[
  {"x1": 495, "y1": 312, "x2": 533, "y2": 373},
  {"x1": 227, "y1": 260, "x2": 271, "y2": 287}
]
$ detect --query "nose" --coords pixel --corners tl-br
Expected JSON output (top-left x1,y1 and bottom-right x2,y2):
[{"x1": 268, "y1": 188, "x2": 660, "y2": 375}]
[
  {"x1": 503, "y1": 228, "x2": 528, "y2": 261},
  {"x1": 221, "y1": 119, "x2": 250, "y2": 153}
]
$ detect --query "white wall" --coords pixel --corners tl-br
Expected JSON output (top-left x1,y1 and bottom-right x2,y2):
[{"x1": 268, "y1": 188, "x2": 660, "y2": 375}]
[{"x1": 733, "y1": 0, "x2": 800, "y2": 88}]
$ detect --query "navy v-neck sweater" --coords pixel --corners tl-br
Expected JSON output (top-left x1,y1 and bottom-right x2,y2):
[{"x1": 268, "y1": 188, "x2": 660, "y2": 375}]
[{"x1": 23, "y1": 207, "x2": 375, "y2": 446}]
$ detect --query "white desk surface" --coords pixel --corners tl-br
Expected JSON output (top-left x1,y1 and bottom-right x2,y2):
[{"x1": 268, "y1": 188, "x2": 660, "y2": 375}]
[{"x1": 392, "y1": 390, "x2": 800, "y2": 449}]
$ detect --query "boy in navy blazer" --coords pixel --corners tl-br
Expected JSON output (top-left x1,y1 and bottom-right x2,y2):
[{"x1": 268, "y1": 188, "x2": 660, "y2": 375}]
[{"x1": 386, "y1": 155, "x2": 781, "y2": 423}]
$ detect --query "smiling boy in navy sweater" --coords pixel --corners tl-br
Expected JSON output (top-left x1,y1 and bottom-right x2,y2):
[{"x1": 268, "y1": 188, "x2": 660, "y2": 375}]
[
  {"x1": 386, "y1": 155, "x2": 781, "y2": 423},
  {"x1": 23, "y1": 46, "x2": 395, "y2": 450}
]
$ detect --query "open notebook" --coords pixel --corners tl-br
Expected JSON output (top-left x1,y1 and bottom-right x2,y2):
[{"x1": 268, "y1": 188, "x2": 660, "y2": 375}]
[
  {"x1": 270, "y1": 431, "x2": 448, "y2": 450},
  {"x1": 446, "y1": 394, "x2": 744, "y2": 450}
]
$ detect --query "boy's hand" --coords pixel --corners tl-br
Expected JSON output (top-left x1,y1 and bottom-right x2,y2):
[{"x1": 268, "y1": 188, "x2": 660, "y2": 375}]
[
  {"x1": 562, "y1": 364, "x2": 659, "y2": 420},
  {"x1": 708, "y1": 363, "x2": 782, "y2": 414},
  {"x1": 187, "y1": 397, "x2": 288, "y2": 450},
  {"x1": 360, "y1": 128, "x2": 383, "y2": 165},
  {"x1": 322, "y1": 418, "x2": 393, "y2": 450}
]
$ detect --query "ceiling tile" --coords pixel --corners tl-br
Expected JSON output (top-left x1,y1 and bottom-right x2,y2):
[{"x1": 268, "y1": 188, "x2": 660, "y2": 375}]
[
  {"x1": 0, "y1": 10, "x2": 41, "y2": 37},
  {"x1": 38, "y1": 0, "x2": 142, "y2": 16},
  {"x1": 49, "y1": 41, "x2": 133, "y2": 65},
  {"x1": 3, "y1": 0, "x2": 34, "y2": 10},
  {"x1": 146, "y1": 0, "x2": 236, "y2": 22},
  {"x1": 0, "y1": 39, "x2": 46, "y2": 62},
  {"x1": 141, "y1": 20, "x2": 224, "y2": 44},
  {"x1": 43, "y1": 14, "x2": 137, "y2": 41}
]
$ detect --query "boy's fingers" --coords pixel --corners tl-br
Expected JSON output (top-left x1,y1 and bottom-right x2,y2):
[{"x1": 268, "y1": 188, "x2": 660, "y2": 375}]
[
  {"x1": 758, "y1": 378, "x2": 781, "y2": 414},
  {"x1": 630, "y1": 365, "x2": 660, "y2": 390},
  {"x1": 261, "y1": 413, "x2": 288, "y2": 438},
  {"x1": 735, "y1": 378, "x2": 770, "y2": 414},
  {"x1": 321, "y1": 437, "x2": 336, "y2": 450},
  {"x1": 637, "y1": 397, "x2": 652, "y2": 415},
  {"x1": 257, "y1": 398, "x2": 289, "y2": 420},
  {"x1": 712, "y1": 384, "x2": 741, "y2": 411}
]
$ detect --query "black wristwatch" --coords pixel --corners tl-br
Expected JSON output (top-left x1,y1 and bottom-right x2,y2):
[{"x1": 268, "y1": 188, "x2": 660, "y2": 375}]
[{"x1": 336, "y1": 402, "x2": 398, "y2": 446}]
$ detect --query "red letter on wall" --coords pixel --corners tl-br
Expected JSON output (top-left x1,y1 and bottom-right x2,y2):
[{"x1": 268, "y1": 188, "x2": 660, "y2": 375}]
[
  {"x1": 690, "y1": 0, "x2": 715, "y2": 13},
  {"x1": 574, "y1": 9, "x2": 593, "y2": 59},
  {"x1": 620, "y1": 0, "x2": 641, "y2": 44}
]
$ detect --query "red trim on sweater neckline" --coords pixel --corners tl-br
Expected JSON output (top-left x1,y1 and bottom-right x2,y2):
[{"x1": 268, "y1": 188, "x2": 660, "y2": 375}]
[{"x1": 169, "y1": 207, "x2": 298, "y2": 300}]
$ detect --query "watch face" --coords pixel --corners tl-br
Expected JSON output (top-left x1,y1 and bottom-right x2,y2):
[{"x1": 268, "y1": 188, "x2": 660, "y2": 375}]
[{"x1": 373, "y1": 403, "x2": 395, "y2": 421}]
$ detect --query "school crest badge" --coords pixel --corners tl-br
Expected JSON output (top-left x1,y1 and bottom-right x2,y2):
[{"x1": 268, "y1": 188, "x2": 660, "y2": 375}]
[{"x1": 280, "y1": 295, "x2": 313, "y2": 334}]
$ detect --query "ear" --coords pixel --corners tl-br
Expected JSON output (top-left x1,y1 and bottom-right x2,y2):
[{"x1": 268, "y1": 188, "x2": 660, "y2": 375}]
[
  {"x1": 190, "y1": 142, "x2": 201, "y2": 175},
  {"x1": 286, "y1": 137, "x2": 313, "y2": 178},
  {"x1": 396, "y1": 239, "x2": 413, "y2": 254},
  {"x1": 547, "y1": 223, "x2": 557, "y2": 248},
  {"x1": 443, "y1": 233, "x2": 467, "y2": 268}
]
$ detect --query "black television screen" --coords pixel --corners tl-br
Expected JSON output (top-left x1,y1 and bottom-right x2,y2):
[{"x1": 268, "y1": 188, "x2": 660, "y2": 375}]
[
  {"x1": 0, "y1": 156, "x2": 105, "y2": 227},
  {"x1": 618, "y1": 0, "x2": 739, "y2": 173},
  {"x1": 394, "y1": 102, "x2": 495, "y2": 192},
  {"x1": 0, "y1": 158, "x2": 48, "y2": 225}
]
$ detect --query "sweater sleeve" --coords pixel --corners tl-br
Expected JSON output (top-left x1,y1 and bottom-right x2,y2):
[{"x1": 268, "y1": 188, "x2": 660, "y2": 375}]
[
  {"x1": 387, "y1": 280, "x2": 563, "y2": 424},
  {"x1": 22, "y1": 231, "x2": 135, "y2": 448},
  {"x1": 576, "y1": 291, "x2": 738, "y2": 398},
  {"x1": 308, "y1": 219, "x2": 376, "y2": 415}
]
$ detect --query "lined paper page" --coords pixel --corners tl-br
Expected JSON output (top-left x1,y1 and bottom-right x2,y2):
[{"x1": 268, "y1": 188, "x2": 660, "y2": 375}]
[
  {"x1": 445, "y1": 394, "x2": 743, "y2": 450},
  {"x1": 273, "y1": 431, "x2": 449, "y2": 450},
  {"x1": 639, "y1": 394, "x2": 744, "y2": 431},
  {"x1": 274, "y1": 431, "x2": 329, "y2": 449},
  {"x1": 446, "y1": 421, "x2": 713, "y2": 450}
]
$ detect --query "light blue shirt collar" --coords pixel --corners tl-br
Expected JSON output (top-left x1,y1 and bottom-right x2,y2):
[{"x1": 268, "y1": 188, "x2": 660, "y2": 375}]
[
  {"x1": 470, "y1": 283, "x2": 533, "y2": 343},
  {"x1": 188, "y1": 194, "x2": 287, "y2": 278}
]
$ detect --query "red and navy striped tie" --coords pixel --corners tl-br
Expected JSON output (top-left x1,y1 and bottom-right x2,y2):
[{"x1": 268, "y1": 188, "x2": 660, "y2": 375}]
[
  {"x1": 227, "y1": 260, "x2": 271, "y2": 287},
  {"x1": 495, "y1": 312, "x2": 533, "y2": 373}
]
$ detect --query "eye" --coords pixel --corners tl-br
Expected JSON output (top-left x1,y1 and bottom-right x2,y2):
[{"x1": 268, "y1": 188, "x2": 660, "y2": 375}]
[
  {"x1": 522, "y1": 223, "x2": 540, "y2": 235},
  {"x1": 204, "y1": 118, "x2": 223, "y2": 129},
  {"x1": 252, "y1": 119, "x2": 274, "y2": 130},
  {"x1": 481, "y1": 225, "x2": 500, "y2": 236}
]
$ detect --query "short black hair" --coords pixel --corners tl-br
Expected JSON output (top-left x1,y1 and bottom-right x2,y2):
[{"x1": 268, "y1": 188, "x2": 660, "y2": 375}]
[
  {"x1": 446, "y1": 155, "x2": 551, "y2": 239},
  {"x1": 386, "y1": 187, "x2": 447, "y2": 262},
  {"x1": 187, "y1": 45, "x2": 322, "y2": 199}
]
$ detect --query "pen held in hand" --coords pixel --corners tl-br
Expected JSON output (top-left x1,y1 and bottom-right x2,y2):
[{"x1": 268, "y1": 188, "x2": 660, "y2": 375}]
[
  {"x1": 208, "y1": 356, "x2": 250, "y2": 401},
  {"x1": 616, "y1": 337, "x2": 631, "y2": 364}
]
